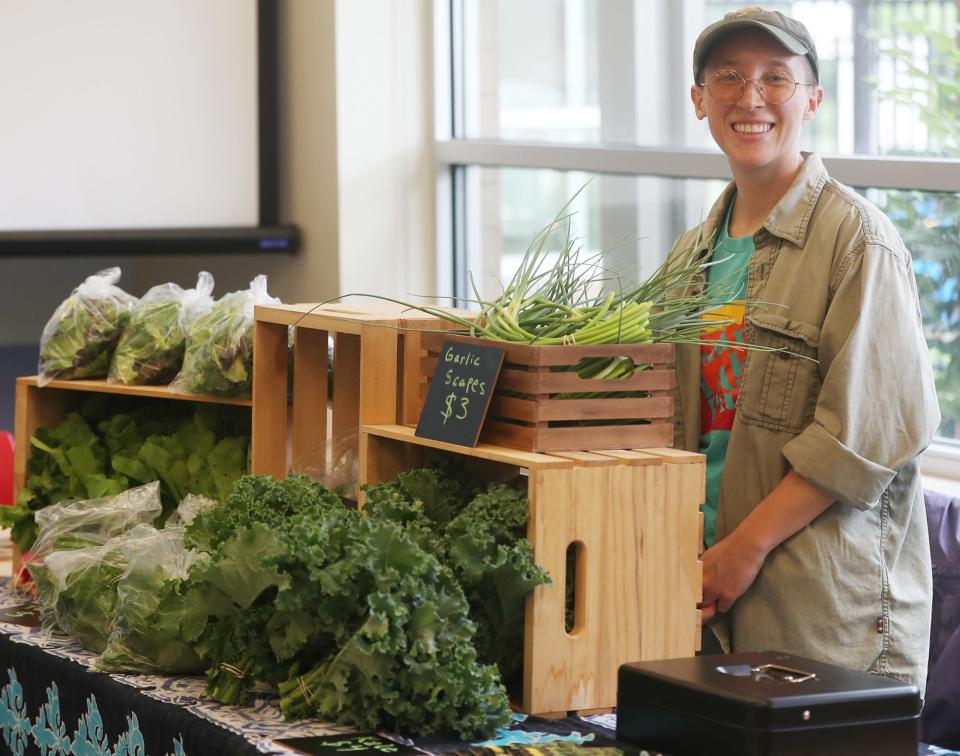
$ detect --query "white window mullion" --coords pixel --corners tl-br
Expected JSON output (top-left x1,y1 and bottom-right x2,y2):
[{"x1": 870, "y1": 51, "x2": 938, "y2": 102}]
[{"x1": 435, "y1": 139, "x2": 960, "y2": 193}]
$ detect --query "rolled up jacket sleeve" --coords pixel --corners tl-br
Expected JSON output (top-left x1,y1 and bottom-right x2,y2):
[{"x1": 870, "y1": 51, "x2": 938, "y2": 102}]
[{"x1": 782, "y1": 240, "x2": 941, "y2": 510}]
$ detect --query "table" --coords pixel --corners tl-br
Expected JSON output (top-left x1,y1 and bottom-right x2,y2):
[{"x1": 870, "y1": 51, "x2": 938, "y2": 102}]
[
  {"x1": 0, "y1": 585, "x2": 954, "y2": 756},
  {"x1": 0, "y1": 586, "x2": 625, "y2": 756}
]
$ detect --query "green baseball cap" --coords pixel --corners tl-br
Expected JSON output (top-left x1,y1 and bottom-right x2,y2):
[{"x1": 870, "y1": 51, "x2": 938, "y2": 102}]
[{"x1": 693, "y1": 7, "x2": 819, "y2": 84}]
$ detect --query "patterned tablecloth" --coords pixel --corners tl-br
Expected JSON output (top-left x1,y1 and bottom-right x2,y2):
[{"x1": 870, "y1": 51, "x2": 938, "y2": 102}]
[{"x1": 0, "y1": 585, "x2": 955, "y2": 756}]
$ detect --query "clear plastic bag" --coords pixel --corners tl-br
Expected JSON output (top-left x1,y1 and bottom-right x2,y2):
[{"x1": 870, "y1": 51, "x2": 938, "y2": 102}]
[
  {"x1": 108, "y1": 272, "x2": 215, "y2": 386},
  {"x1": 95, "y1": 526, "x2": 207, "y2": 673},
  {"x1": 38, "y1": 267, "x2": 138, "y2": 385},
  {"x1": 164, "y1": 493, "x2": 218, "y2": 528},
  {"x1": 26, "y1": 482, "x2": 163, "y2": 629},
  {"x1": 42, "y1": 524, "x2": 159, "y2": 653},
  {"x1": 29, "y1": 481, "x2": 163, "y2": 563},
  {"x1": 170, "y1": 274, "x2": 281, "y2": 397}
]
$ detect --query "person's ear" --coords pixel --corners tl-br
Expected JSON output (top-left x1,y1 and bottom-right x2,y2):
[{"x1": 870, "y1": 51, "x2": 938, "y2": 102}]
[
  {"x1": 802, "y1": 84, "x2": 824, "y2": 121},
  {"x1": 691, "y1": 84, "x2": 706, "y2": 120}
]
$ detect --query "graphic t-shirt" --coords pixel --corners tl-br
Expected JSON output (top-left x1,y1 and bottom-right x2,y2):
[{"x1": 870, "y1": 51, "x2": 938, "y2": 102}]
[{"x1": 698, "y1": 199, "x2": 754, "y2": 550}]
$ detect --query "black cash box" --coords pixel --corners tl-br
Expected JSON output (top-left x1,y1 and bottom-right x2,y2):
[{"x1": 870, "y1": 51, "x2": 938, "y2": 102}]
[{"x1": 616, "y1": 651, "x2": 920, "y2": 756}]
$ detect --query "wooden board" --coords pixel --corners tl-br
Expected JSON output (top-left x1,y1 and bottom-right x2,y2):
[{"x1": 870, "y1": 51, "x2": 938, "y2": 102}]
[
  {"x1": 251, "y1": 320, "x2": 290, "y2": 479},
  {"x1": 254, "y1": 302, "x2": 472, "y2": 332},
  {"x1": 421, "y1": 331, "x2": 675, "y2": 366},
  {"x1": 291, "y1": 327, "x2": 328, "y2": 475},
  {"x1": 15, "y1": 377, "x2": 251, "y2": 406},
  {"x1": 330, "y1": 332, "x2": 361, "y2": 471},
  {"x1": 480, "y1": 419, "x2": 674, "y2": 453},
  {"x1": 362, "y1": 425, "x2": 572, "y2": 471}
]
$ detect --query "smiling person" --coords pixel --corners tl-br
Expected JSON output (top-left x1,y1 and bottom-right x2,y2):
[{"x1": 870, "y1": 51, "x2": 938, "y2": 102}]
[{"x1": 668, "y1": 6, "x2": 941, "y2": 690}]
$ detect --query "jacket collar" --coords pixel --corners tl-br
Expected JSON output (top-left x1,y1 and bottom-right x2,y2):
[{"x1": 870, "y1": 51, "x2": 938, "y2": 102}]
[{"x1": 700, "y1": 152, "x2": 830, "y2": 252}]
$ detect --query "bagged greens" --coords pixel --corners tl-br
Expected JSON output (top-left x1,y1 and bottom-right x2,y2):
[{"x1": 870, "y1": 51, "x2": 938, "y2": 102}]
[
  {"x1": 29, "y1": 481, "x2": 163, "y2": 564},
  {"x1": 171, "y1": 275, "x2": 281, "y2": 397},
  {"x1": 95, "y1": 526, "x2": 207, "y2": 674},
  {"x1": 26, "y1": 484, "x2": 162, "y2": 642},
  {"x1": 108, "y1": 272, "x2": 215, "y2": 386},
  {"x1": 38, "y1": 267, "x2": 137, "y2": 385},
  {"x1": 41, "y1": 525, "x2": 160, "y2": 653},
  {"x1": 42, "y1": 537, "x2": 128, "y2": 651}
]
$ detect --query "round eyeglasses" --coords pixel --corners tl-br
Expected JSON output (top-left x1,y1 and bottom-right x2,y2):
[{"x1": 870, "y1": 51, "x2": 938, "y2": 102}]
[{"x1": 700, "y1": 68, "x2": 815, "y2": 105}]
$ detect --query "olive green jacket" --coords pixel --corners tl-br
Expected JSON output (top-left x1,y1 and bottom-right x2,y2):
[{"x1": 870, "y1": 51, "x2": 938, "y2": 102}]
[{"x1": 669, "y1": 153, "x2": 940, "y2": 690}]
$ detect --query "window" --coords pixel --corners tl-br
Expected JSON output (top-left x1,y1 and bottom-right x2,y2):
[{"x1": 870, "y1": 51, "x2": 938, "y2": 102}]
[{"x1": 435, "y1": 0, "x2": 960, "y2": 449}]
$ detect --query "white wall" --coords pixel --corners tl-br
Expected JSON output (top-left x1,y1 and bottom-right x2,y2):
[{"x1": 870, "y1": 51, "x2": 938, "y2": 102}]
[
  {"x1": 334, "y1": 0, "x2": 436, "y2": 302},
  {"x1": 0, "y1": 0, "x2": 436, "y2": 345}
]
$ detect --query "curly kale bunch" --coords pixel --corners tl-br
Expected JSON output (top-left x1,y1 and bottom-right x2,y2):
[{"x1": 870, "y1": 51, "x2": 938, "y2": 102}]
[
  {"x1": 363, "y1": 466, "x2": 551, "y2": 688},
  {"x1": 172, "y1": 474, "x2": 512, "y2": 738}
]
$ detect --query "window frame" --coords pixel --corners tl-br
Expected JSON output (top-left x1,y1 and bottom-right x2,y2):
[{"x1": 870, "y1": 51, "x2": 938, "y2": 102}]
[{"x1": 431, "y1": 0, "x2": 960, "y2": 473}]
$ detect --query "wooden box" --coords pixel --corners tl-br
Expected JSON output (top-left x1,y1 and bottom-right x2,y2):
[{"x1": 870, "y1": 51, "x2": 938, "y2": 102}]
[
  {"x1": 11, "y1": 377, "x2": 251, "y2": 574},
  {"x1": 251, "y1": 302, "x2": 465, "y2": 480},
  {"x1": 360, "y1": 423, "x2": 704, "y2": 717},
  {"x1": 418, "y1": 332, "x2": 675, "y2": 453}
]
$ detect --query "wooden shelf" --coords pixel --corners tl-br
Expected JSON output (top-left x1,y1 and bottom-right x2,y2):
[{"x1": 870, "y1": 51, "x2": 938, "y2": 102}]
[
  {"x1": 17, "y1": 377, "x2": 252, "y2": 407},
  {"x1": 254, "y1": 301, "x2": 471, "y2": 334},
  {"x1": 362, "y1": 424, "x2": 575, "y2": 470}
]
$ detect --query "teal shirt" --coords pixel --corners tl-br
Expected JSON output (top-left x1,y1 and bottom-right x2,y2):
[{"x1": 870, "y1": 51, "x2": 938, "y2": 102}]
[{"x1": 698, "y1": 199, "x2": 754, "y2": 550}]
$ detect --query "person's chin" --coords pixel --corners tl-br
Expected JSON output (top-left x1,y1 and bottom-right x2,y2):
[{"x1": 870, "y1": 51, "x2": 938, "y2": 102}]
[{"x1": 726, "y1": 144, "x2": 780, "y2": 169}]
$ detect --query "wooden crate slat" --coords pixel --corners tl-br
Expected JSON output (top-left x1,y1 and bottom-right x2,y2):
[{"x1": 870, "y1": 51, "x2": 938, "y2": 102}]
[
  {"x1": 330, "y1": 332, "x2": 362, "y2": 468},
  {"x1": 658, "y1": 455, "x2": 705, "y2": 658},
  {"x1": 489, "y1": 395, "x2": 673, "y2": 423},
  {"x1": 256, "y1": 303, "x2": 472, "y2": 332},
  {"x1": 357, "y1": 323, "x2": 399, "y2": 426},
  {"x1": 497, "y1": 367, "x2": 675, "y2": 394},
  {"x1": 291, "y1": 327, "x2": 328, "y2": 475},
  {"x1": 637, "y1": 447, "x2": 705, "y2": 464},
  {"x1": 549, "y1": 451, "x2": 620, "y2": 466},
  {"x1": 251, "y1": 321, "x2": 290, "y2": 479},
  {"x1": 16, "y1": 376, "x2": 252, "y2": 406},
  {"x1": 362, "y1": 424, "x2": 573, "y2": 469},
  {"x1": 481, "y1": 419, "x2": 674, "y2": 453},
  {"x1": 420, "y1": 331, "x2": 675, "y2": 366},
  {"x1": 421, "y1": 352, "x2": 678, "y2": 394},
  {"x1": 591, "y1": 449, "x2": 663, "y2": 465}
]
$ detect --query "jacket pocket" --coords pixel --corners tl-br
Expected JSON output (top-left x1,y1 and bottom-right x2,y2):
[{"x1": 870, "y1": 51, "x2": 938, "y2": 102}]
[{"x1": 738, "y1": 313, "x2": 821, "y2": 433}]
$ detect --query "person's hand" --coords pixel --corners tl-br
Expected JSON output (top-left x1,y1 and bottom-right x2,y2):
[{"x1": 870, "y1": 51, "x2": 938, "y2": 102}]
[{"x1": 699, "y1": 529, "x2": 767, "y2": 621}]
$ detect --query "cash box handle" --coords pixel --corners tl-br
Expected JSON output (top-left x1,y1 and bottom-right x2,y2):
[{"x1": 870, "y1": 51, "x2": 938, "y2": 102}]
[{"x1": 751, "y1": 664, "x2": 817, "y2": 683}]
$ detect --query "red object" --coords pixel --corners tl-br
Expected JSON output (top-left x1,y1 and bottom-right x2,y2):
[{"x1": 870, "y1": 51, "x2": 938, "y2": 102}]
[{"x1": 0, "y1": 431, "x2": 13, "y2": 506}]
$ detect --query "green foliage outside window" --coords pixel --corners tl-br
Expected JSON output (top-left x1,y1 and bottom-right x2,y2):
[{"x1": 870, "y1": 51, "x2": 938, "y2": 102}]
[{"x1": 875, "y1": 18, "x2": 960, "y2": 440}]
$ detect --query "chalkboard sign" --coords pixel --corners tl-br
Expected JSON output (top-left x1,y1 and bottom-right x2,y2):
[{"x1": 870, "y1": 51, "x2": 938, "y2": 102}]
[{"x1": 415, "y1": 339, "x2": 505, "y2": 447}]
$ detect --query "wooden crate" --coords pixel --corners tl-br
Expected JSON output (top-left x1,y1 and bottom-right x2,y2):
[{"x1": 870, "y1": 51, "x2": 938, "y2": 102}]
[
  {"x1": 419, "y1": 332, "x2": 675, "y2": 453},
  {"x1": 251, "y1": 302, "x2": 466, "y2": 480},
  {"x1": 11, "y1": 377, "x2": 252, "y2": 575},
  {"x1": 359, "y1": 423, "x2": 704, "y2": 717}
]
